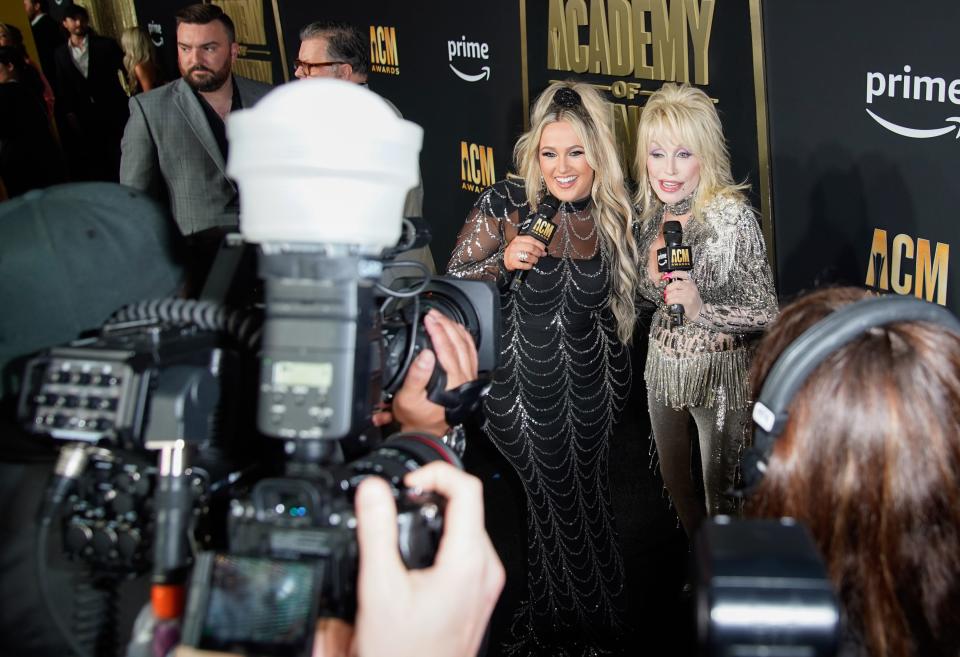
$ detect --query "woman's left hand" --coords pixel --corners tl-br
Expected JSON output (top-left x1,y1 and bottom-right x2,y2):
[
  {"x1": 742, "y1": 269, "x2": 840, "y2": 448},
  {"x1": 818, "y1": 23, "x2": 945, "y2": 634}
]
[{"x1": 662, "y1": 271, "x2": 703, "y2": 320}]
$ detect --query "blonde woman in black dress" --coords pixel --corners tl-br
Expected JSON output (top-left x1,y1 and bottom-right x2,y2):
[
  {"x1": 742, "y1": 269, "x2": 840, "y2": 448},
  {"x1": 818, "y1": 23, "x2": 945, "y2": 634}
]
[{"x1": 447, "y1": 81, "x2": 638, "y2": 656}]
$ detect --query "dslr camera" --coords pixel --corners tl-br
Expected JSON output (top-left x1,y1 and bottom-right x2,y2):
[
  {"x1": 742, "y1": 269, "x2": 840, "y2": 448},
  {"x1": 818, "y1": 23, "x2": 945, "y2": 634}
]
[
  {"x1": 178, "y1": 79, "x2": 500, "y2": 657},
  {"x1": 18, "y1": 79, "x2": 500, "y2": 657}
]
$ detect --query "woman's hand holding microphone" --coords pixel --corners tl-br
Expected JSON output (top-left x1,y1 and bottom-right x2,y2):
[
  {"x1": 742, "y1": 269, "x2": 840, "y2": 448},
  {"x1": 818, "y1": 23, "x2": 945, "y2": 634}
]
[
  {"x1": 661, "y1": 271, "x2": 703, "y2": 321},
  {"x1": 503, "y1": 235, "x2": 547, "y2": 272}
]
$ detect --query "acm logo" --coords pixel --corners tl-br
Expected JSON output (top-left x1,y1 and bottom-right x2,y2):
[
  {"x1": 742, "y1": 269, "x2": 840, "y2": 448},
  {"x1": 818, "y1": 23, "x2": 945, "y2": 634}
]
[
  {"x1": 370, "y1": 26, "x2": 399, "y2": 75},
  {"x1": 670, "y1": 248, "x2": 691, "y2": 268},
  {"x1": 460, "y1": 142, "x2": 496, "y2": 193},
  {"x1": 530, "y1": 218, "x2": 556, "y2": 242},
  {"x1": 865, "y1": 228, "x2": 950, "y2": 305}
]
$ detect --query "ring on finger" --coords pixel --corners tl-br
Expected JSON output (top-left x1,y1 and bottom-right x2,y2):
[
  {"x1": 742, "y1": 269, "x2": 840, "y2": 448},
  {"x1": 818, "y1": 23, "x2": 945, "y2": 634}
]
[{"x1": 518, "y1": 251, "x2": 528, "y2": 263}]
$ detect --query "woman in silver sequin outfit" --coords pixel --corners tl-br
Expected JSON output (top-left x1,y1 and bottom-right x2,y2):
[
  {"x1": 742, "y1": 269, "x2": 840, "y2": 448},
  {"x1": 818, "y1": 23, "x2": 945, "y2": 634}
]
[
  {"x1": 633, "y1": 83, "x2": 778, "y2": 537},
  {"x1": 446, "y1": 81, "x2": 639, "y2": 656}
]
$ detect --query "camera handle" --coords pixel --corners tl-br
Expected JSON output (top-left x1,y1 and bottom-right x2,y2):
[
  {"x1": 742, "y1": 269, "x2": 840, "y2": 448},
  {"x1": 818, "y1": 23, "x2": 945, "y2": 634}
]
[
  {"x1": 426, "y1": 368, "x2": 491, "y2": 425},
  {"x1": 144, "y1": 366, "x2": 219, "y2": 621}
]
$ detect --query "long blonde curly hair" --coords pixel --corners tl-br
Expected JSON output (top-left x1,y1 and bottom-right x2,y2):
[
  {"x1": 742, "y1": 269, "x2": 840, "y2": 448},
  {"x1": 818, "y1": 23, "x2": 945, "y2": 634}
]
[
  {"x1": 514, "y1": 80, "x2": 639, "y2": 343},
  {"x1": 633, "y1": 83, "x2": 748, "y2": 222},
  {"x1": 120, "y1": 26, "x2": 160, "y2": 92}
]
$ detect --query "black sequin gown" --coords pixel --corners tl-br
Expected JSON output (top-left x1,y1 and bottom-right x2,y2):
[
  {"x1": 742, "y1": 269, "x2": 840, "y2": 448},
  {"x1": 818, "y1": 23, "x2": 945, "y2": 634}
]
[{"x1": 447, "y1": 179, "x2": 630, "y2": 656}]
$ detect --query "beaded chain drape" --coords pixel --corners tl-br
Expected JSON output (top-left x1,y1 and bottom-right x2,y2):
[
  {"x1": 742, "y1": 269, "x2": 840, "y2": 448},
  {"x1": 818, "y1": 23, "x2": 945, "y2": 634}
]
[{"x1": 447, "y1": 179, "x2": 630, "y2": 656}]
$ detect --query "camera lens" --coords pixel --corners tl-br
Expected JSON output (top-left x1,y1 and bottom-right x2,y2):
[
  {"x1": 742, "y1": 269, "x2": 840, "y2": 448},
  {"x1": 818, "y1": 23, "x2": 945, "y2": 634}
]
[
  {"x1": 346, "y1": 433, "x2": 463, "y2": 493},
  {"x1": 381, "y1": 280, "x2": 483, "y2": 395},
  {"x1": 345, "y1": 433, "x2": 460, "y2": 570}
]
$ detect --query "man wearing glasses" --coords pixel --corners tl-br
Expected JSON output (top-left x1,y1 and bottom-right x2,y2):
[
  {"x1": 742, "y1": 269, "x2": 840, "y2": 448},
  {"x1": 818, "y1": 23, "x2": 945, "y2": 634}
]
[
  {"x1": 294, "y1": 21, "x2": 364, "y2": 83},
  {"x1": 294, "y1": 21, "x2": 435, "y2": 279}
]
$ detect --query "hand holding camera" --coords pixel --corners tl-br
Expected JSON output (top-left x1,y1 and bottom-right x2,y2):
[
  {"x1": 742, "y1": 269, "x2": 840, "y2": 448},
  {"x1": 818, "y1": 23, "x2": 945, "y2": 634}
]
[
  {"x1": 174, "y1": 462, "x2": 504, "y2": 657},
  {"x1": 353, "y1": 463, "x2": 504, "y2": 657},
  {"x1": 374, "y1": 309, "x2": 479, "y2": 437}
]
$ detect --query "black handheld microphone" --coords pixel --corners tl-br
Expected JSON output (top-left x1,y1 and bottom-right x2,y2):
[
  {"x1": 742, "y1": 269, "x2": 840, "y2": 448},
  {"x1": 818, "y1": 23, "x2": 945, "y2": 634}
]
[
  {"x1": 509, "y1": 194, "x2": 560, "y2": 292},
  {"x1": 656, "y1": 220, "x2": 693, "y2": 328}
]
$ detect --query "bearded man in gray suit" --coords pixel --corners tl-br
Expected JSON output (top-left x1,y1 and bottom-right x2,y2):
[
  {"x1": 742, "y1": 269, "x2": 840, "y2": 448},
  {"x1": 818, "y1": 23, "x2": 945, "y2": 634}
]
[{"x1": 120, "y1": 4, "x2": 272, "y2": 237}]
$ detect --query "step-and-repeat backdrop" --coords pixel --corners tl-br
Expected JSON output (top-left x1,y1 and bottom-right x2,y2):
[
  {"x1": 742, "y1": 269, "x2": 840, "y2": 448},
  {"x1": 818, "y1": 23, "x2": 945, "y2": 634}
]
[
  {"x1": 764, "y1": 0, "x2": 958, "y2": 309},
  {"x1": 20, "y1": 0, "x2": 956, "y2": 308},
  {"x1": 132, "y1": 0, "x2": 769, "y2": 267}
]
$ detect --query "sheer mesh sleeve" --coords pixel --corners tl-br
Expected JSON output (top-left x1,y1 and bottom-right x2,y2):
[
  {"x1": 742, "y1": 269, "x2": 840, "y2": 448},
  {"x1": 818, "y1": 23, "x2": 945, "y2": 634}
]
[
  {"x1": 632, "y1": 216, "x2": 660, "y2": 313},
  {"x1": 691, "y1": 205, "x2": 778, "y2": 334},
  {"x1": 445, "y1": 181, "x2": 523, "y2": 287}
]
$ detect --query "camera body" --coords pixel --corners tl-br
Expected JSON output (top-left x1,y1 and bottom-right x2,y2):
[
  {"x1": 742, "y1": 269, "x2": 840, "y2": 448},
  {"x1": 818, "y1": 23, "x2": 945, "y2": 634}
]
[
  {"x1": 227, "y1": 436, "x2": 453, "y2": 577},
  {"x1": 223, "y1": 434, "x2": 454, "y2": 612},
  {"x1": 180, "y1": 432, "x2": 461, "y2": 656},
  {"x1": 257, "y1": 248, "x2": 500, "y2": 442},
  {"x1": 695, "y1": 517, "x2": 841, "y2": 657},
  {"x1": 17, "y1": 324, "x2": 244, "y2": 575},
  {"x1": 17, "y1": 325, "x2": 228, "y2": 449},
  {"x1": 176, "y1": 241, "x2": 496, "y2": 655},
  {"x1": 19, "y1": 80, "x2": 499, "y2": 657}
]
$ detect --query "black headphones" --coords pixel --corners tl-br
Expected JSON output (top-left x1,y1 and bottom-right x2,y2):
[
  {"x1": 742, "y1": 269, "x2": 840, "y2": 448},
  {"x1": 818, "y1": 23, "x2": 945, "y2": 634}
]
[{"x1": 740, "y1": 294, "x2": 960, "y2": 492}]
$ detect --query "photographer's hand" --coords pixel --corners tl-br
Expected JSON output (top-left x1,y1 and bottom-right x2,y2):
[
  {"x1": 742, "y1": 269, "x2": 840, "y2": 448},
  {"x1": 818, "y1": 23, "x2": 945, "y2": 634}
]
[
  {"x1": 353, "y1": 463, "x2": 504, "y2": 657},
  {"x1": 374, "y1": 309, "x2": 479, "y2": 436}
]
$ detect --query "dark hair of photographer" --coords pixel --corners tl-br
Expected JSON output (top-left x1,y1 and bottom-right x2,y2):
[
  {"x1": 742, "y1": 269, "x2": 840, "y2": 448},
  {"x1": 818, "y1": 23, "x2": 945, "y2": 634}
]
[{"x1": 746, "y1": 287, "x2": 960, "y2": 657}]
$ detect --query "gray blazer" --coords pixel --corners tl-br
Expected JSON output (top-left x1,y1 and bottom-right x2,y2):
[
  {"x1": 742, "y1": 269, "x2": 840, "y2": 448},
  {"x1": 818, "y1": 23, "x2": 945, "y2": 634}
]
[{"x1": 119, "y1": 76, "x2": 272, "y2": 236}]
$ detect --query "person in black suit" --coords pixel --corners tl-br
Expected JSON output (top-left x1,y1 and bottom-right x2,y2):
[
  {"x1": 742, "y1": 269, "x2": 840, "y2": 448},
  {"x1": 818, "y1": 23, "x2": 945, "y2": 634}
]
[
  {"x1": 54, "y1": 4, "x2": 128, "y2": 182},
  {"x1": 0, "y1": 46, "x2": 64, "y2": 197},
  {"x1": 23, "y1": 0, "x2": 65, "y2": 88}
]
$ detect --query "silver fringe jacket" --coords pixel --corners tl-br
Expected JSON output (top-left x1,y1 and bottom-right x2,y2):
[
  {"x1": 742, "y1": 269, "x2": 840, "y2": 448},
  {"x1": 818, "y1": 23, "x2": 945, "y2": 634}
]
[{"x1": 635, "y1": 194, "x2": 778, "y2": 412}]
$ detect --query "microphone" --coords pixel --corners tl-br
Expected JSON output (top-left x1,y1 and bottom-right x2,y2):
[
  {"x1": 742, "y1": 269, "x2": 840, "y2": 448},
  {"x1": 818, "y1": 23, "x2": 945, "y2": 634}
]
[
  {"x1": 657, "y1": 220, "x2": 693, "y2": 328},
  {"x1": 509, "y1": 194, "x2": 560, "y2": 292}
]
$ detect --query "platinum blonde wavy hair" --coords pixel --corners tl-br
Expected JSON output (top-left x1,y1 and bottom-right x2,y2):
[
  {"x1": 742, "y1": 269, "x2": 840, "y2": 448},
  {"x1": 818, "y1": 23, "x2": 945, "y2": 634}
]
[
  {"x1": 513, "y1": 80, "x2": 639, "y2": 344},
  {"x1": 633, "y1": 83, "x2": 748, "y2": 222}
]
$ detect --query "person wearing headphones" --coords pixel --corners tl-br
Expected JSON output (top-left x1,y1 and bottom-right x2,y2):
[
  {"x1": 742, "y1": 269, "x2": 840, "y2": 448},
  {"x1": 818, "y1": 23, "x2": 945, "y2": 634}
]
[{"x1": 745, "y1": 287, "x2": 960, "y2": 657}]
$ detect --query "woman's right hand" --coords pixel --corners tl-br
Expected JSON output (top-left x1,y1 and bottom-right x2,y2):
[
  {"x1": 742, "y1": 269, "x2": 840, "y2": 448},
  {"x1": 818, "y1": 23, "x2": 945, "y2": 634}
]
[{"x1": 502, "y1": 235, "x2": 548, "y2": 272}]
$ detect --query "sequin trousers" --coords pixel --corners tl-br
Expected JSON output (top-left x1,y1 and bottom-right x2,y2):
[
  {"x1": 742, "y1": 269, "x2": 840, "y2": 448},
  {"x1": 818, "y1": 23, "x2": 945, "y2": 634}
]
[{"x1": 447, "y1": 180, "x2": 631, "y2": 656}]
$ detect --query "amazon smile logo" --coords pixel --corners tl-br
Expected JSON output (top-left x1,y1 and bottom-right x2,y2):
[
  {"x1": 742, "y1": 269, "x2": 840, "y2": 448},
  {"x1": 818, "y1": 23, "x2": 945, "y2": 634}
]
[
  {"x1": 865, "y1": 66, "x2": 960, "y2": 139},
  {"x1": 148, "y1": 22, "x2": 164, "y2": 47},
  {"x1": 447, "y1": 36, "x2": 491, "y2": 82}
]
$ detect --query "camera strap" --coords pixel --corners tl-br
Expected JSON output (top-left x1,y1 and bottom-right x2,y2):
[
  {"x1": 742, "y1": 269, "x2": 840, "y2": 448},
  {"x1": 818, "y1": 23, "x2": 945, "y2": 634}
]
[{"x1": 427, "y1": 373, "x2": 491, "y2": 425}]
